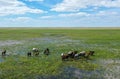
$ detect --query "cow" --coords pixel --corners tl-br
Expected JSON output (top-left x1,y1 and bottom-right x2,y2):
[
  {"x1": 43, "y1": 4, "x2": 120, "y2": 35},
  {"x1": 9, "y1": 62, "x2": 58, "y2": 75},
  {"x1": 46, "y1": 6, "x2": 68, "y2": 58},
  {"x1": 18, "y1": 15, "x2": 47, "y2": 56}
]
[
  {"x1": 61, "y1": 53, "x2": 69, "y2": 61},
  {"x1": 89, "y1": 51, "x2": 95, "y2": 56},
  {"x1": 32, "y1": 48, "x2": 39, "y2": 52},
  {"x1": 67, "y1": 51, "x2": 78, "y2": 58},
  {"x1": 32, "y1": 48, "x2": 39, "y2": 56},
  {"x1": 74, "y1": 51, "x2": 86, "y2": 59},
  {"x1": 43, "y1": 48, "x2": 50, "y2": 55},
  {"x1": 27, "y1": 52, "x2": 32, "y2": 56},
  {"x1": 2, "y1": 49, "x2": 6, "y2": 56},
  {"x1": 79, "y1": 51, "x2": 86, "y2": 57}
]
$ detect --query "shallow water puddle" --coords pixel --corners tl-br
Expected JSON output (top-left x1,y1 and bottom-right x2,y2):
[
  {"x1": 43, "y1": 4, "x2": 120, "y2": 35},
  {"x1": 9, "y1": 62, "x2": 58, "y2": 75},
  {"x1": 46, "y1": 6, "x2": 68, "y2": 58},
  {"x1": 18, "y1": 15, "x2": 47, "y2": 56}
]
[
  {"x1": 35, "y1": 66, "x2": 104, "y2": 79},
  {"x1": 0, "y1": 58, "x2": 4, "y2": 62},
  {"x1": 0, "y1": 40, "x2": 24, "y2": 62},
  {"x1": 93, "y1": 59, "x2": 120, "y2": 79},
  {"x1": 39, "y1": 59, "x2": 120, "y2": 79},
  {"x1": 0, "y1": 40, "x2": 23, "y2": 47}
]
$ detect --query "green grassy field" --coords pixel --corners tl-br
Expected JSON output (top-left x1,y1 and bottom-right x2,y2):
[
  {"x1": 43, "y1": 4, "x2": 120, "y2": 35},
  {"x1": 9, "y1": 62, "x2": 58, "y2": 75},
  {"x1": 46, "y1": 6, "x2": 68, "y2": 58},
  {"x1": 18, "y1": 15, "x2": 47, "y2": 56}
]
[{"x1": 0, "y1": 28, "x2": 120, "y2": 79}]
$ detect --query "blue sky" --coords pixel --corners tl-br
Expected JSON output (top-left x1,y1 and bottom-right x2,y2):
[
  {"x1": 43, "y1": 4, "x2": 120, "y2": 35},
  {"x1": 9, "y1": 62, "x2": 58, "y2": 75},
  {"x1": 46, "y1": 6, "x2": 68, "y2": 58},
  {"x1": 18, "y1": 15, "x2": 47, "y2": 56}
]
[{"x1": 0, "y1": 0, "x2": 120, "y2": 27}]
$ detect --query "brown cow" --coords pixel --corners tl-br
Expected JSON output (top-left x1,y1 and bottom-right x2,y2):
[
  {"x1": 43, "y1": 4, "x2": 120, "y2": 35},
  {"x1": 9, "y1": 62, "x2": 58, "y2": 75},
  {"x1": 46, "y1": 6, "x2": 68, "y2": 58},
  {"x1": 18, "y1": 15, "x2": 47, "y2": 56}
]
[{"x1": 61, "y1": 53, "x2": 69, "y2": 61}]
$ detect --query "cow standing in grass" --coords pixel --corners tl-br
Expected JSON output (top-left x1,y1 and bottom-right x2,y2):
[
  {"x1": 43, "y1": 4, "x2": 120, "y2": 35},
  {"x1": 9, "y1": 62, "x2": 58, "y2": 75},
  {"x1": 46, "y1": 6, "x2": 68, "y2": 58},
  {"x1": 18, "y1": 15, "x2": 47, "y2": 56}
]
[
  {"x1": 84, "y1": 52, "x2": 90, "y2": 59},
  {"x1": 74, "y1": 51, "x2": 92, "y2": 59},
  {"x1": 43, "y1": 48, "x2": 50, "y2": 55},
  {"x1": 68, "y1": 51, "x2": 78, "y2": 58},
  {"x1": 67, "y1": 51, "x2": 73, "y2": 58},
  {"x1": 84, "y1": 51, "x2": 95, "y2": 59},
  {"x1": 89, "y1": 51, "x2": 95, "y2": 56},
  {"x1": 61, "y1": 53, "x2": 69, "y2": 61},
  {"x1": 32, "y1": 48, "x2": 39, "y2": 56},
  {"x1": 79, "y1": 51, "x2": 86, "y2": 57},
  {"x1": 27, "y1": 52, "x2": 32, "y2": 56},
  {"x1": 85, "y1": 51, "x2": 95, "y2": 59},
  {"x1": 2, "y1": 49, "x2": 6, "y2": 56},
  {"x1": 74, "y1": 51, "x2": 86, "y2": 59}
]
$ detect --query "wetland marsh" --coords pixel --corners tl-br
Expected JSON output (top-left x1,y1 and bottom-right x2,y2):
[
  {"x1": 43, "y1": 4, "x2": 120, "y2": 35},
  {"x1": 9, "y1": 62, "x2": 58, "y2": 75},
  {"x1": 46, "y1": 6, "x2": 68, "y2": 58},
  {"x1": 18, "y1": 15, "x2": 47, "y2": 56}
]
[{"x1": 0, "y1": 28, "x2": 120, "y2": 79}]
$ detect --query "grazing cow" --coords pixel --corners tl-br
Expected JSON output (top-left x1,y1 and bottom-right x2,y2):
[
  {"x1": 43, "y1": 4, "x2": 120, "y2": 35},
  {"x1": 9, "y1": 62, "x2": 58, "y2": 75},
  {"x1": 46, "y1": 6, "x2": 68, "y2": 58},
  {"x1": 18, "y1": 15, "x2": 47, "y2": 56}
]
[
  {"x1": 74, "y1": 51, "x2": 86, "y2": 59},
  {"x1": 32, "y1": 48, "x2": 39, "y2": 56},
  {"x1": 74, "y1": 53, "x2": 80, "y2": 59},
  {"x1": 89, "y1": 51, "x2": 95, "y2": 56},
  {"x1": 68, "y1": 51, "x2": 78, "y2": 58},
  {"x1": 84, "y1": 52, "x2": 91, "y2": 59},
  {"x1": 72, "y1": 51, "x2": 78, "y2": 58},
  {"x1": 43, "y1": 48, "x2": 50, "y2": 55},
  {"x1": 79, "y1": 51, "x2": 86, "y2": 57},
  {"x1": 67, "y1": 51, "x2": 73, "y2": 58},
  {"x1": 61, "y1": 53, "x2": 69, "y2": 61},
  {"x1": 27, "y1": 52, "x2": 31, "y2": 56},
  {"x1": 2, "y1": 49, "x2": 6, "y2": 56},
  {"x1": 32, "y1": 48, "x2": 39, "y2": 52}
]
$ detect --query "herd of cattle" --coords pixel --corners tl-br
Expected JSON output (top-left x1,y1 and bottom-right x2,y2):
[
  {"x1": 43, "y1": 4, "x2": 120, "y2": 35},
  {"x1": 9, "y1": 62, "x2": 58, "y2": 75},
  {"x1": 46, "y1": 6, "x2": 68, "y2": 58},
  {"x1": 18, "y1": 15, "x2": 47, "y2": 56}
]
[
  {"x1": 27, "y1": 48, "x2": 50, "y2": 56},
  {"x1": 1, "y1": 48, "x2": 95, "y2": 61},
  {"x1": 1, "y1": 48, "x2": 50, "y2": 56},
  {"x1": 61, "y1": 50, "x2": 94, "y2": 61}
]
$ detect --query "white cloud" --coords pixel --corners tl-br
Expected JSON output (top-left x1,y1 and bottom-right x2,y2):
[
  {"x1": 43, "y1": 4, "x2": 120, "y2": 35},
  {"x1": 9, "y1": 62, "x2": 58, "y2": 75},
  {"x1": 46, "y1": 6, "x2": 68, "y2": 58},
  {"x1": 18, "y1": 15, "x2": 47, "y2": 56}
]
[
  {"x1": 40, "y1": 15, "x2": 55, "y2": 19},
  {"x1": 96, "y1": 11, "x2": 118, "y2": 16},
  {"x1": 51, "y1": 0, "x2": 120, "y2": 12},
  {"x1": 1, "y1": 13, "x2": 120, "y2": 27},
  {"x1": 39, "y1": 12, "x2": 90, "y2": 19},
  {"x1": 40, "y1": 10, "x2": 119, "y2": 19},
  {"x1": 58, "y1": 11, "x2": 119, "y2": 18},
  {"x1": 58, "y1": 12, "x2": 90, "y2": 17},
  {"x1": 11, "y1": 17, "x2": 32, "y2": 22},
  {"x1": 25, "y1": 0, "x2": 43, "y2": 2},
  {"x1": 0, "y1": 0, "x2": 44, "y2": 16}
]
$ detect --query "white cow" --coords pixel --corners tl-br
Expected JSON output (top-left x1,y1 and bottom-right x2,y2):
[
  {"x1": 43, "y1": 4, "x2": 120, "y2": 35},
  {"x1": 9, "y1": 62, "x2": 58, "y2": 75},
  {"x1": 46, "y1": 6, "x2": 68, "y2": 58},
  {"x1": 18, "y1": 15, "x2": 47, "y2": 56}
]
[
  {"x1": 32, "y1": 48, "x2": 39, "y2": 56},
  {"x1": 32, "y1": 48, "x2": 39, "y2": 52}
]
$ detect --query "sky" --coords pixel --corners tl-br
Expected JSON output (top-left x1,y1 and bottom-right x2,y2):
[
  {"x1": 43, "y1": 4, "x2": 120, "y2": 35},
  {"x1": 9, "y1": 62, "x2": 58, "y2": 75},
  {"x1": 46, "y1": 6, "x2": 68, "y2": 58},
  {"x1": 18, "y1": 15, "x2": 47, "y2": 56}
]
[{"x1": 0, "y1": 0, "x2": 120, "y2": 27}]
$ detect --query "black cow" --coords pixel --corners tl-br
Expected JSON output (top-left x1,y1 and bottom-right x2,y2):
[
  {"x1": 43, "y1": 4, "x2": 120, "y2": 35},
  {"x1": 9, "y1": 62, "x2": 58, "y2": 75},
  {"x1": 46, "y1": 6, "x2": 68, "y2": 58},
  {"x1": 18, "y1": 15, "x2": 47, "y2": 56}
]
[
  {"x1": 2, "y1": 49, "x2": 6, "y2": 56},
  {"x1": 89, "y1": 51, "x2": 95, "y2": 56},
  {"x1": 68, "y1": 51, "x2": 78, "y2": 58},
  {"x1": 27, "y1": 52, "x2": 32, "y2": 56},
  {"x1": 43, "y1": 48, "x2": 50, "y2": 55}
]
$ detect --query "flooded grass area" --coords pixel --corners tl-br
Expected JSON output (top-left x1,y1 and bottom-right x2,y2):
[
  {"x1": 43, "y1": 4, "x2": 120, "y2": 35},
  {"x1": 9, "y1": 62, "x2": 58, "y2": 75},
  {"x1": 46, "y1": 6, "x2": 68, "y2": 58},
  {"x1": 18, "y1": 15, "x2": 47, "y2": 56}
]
[
  {"x1": 0, "y1": 40, "x2": 23, "y2": 47},
  {"x1": 0, "y1": 28, "x2": 120, "y2": 79},
  {"x1": 95, "y1": 59, "x2": 120, "y2": 79}
]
